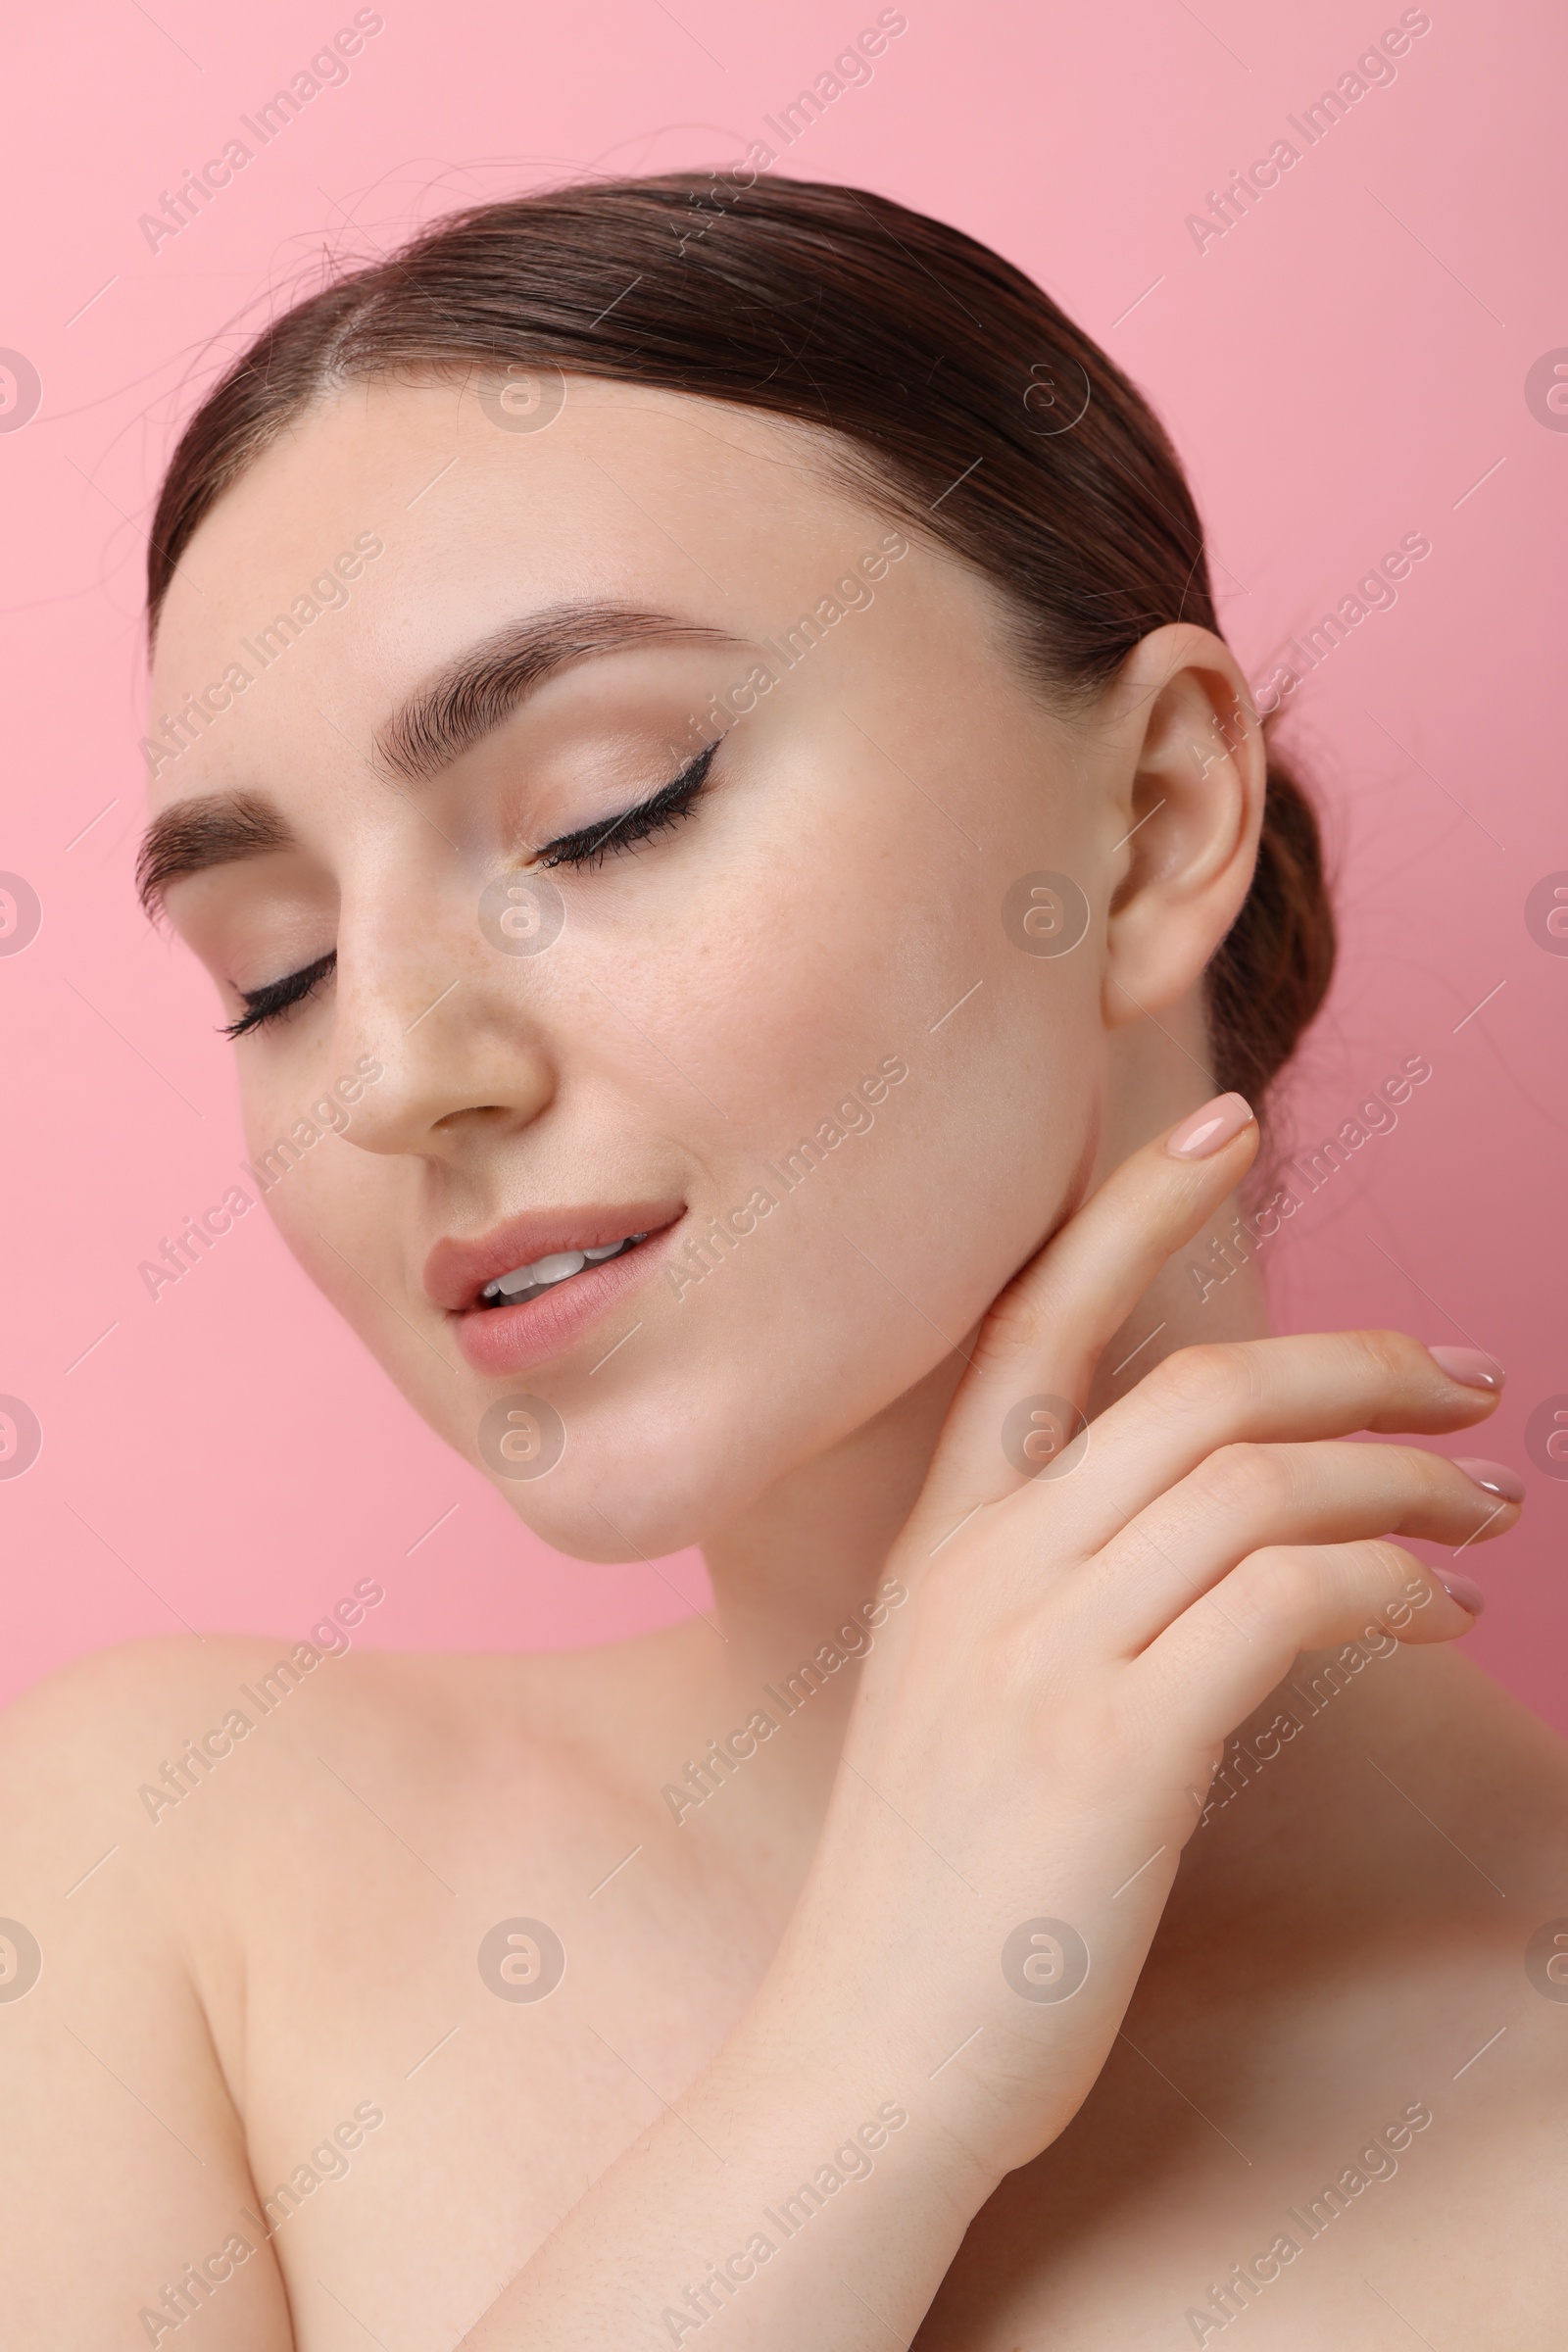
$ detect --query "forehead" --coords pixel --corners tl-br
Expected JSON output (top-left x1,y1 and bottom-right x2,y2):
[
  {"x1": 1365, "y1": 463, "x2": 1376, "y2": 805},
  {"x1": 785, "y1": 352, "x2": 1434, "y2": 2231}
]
[{"x1": 147, "y1": 375, "x2": 893, "y2": 812}]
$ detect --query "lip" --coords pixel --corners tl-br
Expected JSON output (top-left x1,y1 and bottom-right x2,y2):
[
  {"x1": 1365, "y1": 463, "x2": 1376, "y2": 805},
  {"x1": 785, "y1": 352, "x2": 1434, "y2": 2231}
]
[
  {"x1": 454, "y1": 1231, "x2": 679, "y2": 1378},
  {"x1": 424, "y1": 1200, "x2": 686, "y2": 1314},
  {"x1": 426, "y1": 1201, "x2": 686, "y2": 1380}
]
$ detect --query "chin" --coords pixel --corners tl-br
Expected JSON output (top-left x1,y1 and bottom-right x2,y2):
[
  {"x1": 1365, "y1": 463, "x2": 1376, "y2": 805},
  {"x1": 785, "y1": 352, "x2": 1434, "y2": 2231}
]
[
  {"x1": 478, "y1": 1421, "x2": 758, "y2": 1565},
  {"x1": 492, "y1": 1482, "x2": 699, "y2": 1566},
  {"x1": 362, "y1": 1231, "x2": 981, "y2": 1564},
  {"x1": 455, "y1": 1326, "x2": 904, "y2": 1563}
]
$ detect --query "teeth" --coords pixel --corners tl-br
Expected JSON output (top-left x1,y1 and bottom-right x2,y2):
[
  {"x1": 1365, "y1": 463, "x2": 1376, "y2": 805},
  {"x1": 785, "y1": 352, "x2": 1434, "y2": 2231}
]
[
  {"x1": 480, "y1": 1233, "x2": 647, "y2": 1305},
  {"x1": 529, "y1": 1251, "x2": 587, "y2": 1285}
]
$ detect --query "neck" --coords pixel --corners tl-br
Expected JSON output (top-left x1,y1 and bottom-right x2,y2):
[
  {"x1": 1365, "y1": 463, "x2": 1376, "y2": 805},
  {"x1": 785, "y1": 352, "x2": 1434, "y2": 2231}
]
[
  {"x1": 695, "y1": 1177, "x2": 1275, "y2": 1822},
  {"x1": 683, "y1": 1133, "x2": 1511, "y2": 1931}
]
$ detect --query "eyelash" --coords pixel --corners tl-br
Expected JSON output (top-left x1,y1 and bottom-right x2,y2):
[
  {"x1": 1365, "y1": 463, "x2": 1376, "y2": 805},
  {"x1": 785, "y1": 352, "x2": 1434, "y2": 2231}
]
[
  {"x1": 222, "y1": 951, "x2": 337, "y2": 1042},
  {"x1": 220, "y1": 741, "x2": 720, "y2": 1040},
  {"x1": 534, "y1": 738, "x2": 719, "y2": 870}
]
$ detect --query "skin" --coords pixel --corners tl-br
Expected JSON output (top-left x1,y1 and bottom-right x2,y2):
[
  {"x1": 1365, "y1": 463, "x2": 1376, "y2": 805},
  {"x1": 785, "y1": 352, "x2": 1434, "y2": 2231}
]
[{"x1": 1, "y1": 375, "x2": 1563, "y2": 2350}]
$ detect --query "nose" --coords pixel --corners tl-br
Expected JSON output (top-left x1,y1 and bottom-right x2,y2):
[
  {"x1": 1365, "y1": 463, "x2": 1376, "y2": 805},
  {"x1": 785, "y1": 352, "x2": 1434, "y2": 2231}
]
[{"x1": 329, "y1": 880, "x2": 558, "y2": 1160}]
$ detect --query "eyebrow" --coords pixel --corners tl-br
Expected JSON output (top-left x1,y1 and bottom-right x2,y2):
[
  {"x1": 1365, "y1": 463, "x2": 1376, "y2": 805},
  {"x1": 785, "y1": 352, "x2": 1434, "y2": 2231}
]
[
  {"x1": 136, "y1": 794, "x2": 290, "y2": 919},
  {"x1": 377, "y1": 602, "x2": 746, "y2": 783},
  {"x1": 137, "y1": 601, "x2": 748, "y2": 917}
]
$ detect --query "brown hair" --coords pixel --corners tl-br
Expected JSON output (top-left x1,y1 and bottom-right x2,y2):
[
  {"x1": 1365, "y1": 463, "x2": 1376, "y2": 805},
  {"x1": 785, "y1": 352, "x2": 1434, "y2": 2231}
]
[{"x1": 147, "y1": 172, "x2": 1334, "y2": 1112}]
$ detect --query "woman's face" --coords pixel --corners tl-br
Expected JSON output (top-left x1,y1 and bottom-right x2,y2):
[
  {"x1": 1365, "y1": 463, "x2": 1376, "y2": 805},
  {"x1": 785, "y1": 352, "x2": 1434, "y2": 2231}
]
[{"x1": 146, "y1": 375, "x2": 1219, "y2": 1558}]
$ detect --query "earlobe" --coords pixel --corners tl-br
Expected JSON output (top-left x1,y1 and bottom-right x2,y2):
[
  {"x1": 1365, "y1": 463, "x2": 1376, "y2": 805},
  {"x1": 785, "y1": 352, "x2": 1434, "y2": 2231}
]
[{"x1": 1100, "y1": 624, "x2": 1267, "y2": 1030}]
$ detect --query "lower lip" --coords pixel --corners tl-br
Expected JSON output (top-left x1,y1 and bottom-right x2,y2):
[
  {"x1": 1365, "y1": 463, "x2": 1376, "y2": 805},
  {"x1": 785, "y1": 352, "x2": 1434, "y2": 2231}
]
[{"x1": 453, "y1": 1223, "x2": 681, "y2": 1378}]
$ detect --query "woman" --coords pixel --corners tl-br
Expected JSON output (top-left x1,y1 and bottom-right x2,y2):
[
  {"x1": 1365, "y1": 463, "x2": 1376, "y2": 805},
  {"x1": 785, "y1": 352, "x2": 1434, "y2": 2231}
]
[{"x1": 1, "y1": 174, "x2": 1556, "y2": 2349}]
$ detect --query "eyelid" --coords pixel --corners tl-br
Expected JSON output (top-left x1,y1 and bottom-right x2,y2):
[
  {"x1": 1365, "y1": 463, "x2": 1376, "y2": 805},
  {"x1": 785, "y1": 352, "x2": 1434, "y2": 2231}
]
[
  {"x1": 220, "y1": 741, "x2": 719, "y2": 1040},
  {"x1": 533, "y1": 738, "x2": 719, "y2": 871},
  {"x1": 221, "y1": 949, "x2": 337, "y2": 1040}
]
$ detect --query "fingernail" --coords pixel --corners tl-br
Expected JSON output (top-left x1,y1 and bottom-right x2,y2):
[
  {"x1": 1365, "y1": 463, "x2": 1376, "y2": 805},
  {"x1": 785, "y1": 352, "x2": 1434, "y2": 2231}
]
[
  {"x1": 1428, "y1": 1346, "x2": 1506, "y2": 1392},
  {"x1": 1441, "y1": 1570, "x2": 1487, "y2": 1618},
  {"x1": 1453, "y1": 1457, "x2": 1526, "y2": 1503},
  {"x1": 1166, "y1": 1092, "x2": 1255, "y2": 1160}
]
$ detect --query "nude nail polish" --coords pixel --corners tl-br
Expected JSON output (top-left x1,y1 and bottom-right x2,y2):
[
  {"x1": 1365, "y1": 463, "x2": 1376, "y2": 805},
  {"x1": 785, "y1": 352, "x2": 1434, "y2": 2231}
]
[
  {"x1": 1453, "y1": 1457, "x2": 1526, "y2": 1502},
  {"x1": 1428, "y1": 1347, "x2": 1505, "y2": 1392},
  {"x1": 1441, "y1": 1570, "x2": 1487, "y2": 1617},
  {"x1": 1166, "y1": 1093, "x2": 1255, "y2": 1160}
]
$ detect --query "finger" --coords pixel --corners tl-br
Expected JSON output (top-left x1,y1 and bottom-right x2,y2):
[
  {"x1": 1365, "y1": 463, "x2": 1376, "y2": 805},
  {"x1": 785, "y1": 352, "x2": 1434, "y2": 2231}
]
[
  {"x1": 918, "y1": 1092, "x2": 1259, "y2": 1527},
  {"x1": 998, "y1": 1329, "x2": 1509, "y2": 1567},
  {"x1": 1071, "y1": 1440, "x2": 1522, "y2": 1655},
  {"x1": 1135, "y1": 1539, "x2": 1480, "y2": 1757}
]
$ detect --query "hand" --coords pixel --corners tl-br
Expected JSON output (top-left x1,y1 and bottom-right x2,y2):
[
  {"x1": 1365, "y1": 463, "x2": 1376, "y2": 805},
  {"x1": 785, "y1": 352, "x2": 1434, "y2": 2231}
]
[
  {"x1": 450, "y1": 1093, "x2": 1518, "y2": 2351},
  {"x1": 774, "y1": 1093, "x2": 1517, "y2": 2184}
]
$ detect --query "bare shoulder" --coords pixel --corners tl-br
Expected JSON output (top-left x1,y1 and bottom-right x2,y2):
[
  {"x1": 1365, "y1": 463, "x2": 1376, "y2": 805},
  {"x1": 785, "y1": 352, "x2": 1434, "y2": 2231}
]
[
  {"x1": 0, "y1": 1622, "x2": 595, "y2": 2346},
  {"x1": 0, "y1": 1631, "x2": 279, "y2": 1861},
  {"x1": 0, "y1": 1617, "x2": 501, "y2": 1972},
  {"x1": 2, "y1": 1607, "x2": 705, "y2": 1858},
  {"x1": 0, "y1": 1627, "x2": 389, "y2": 1850},
  {"x1": 0, "y1": 1635, "x2": 309, "y2": 2344}
]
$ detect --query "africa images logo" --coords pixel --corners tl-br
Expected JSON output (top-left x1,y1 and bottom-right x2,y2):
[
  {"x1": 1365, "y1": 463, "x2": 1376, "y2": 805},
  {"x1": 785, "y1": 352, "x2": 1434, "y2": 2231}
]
[{"x1": 135, "y1": 13, "x2": 385, "y2": 255}]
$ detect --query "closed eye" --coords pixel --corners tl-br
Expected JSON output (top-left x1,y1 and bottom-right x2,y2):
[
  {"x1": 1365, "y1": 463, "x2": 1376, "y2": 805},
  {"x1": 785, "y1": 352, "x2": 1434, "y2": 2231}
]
[
  {"x1": 535, "y1": 739, "x2": 718, "y2": 871},
  {"x1": 222, "y1": 950, "x2": 337, "y2": 1041},
  {"x1": 220, "y1": 742, "x2": 717, "y2": 1040}
]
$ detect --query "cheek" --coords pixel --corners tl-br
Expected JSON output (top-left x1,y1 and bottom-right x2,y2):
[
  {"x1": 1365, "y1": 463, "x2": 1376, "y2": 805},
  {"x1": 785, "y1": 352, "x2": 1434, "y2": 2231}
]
[
  {"x1": 238, "y1": 1094, "x2": 400, "y2": 1332},
  {"x1": 525, "y1": 911, "x2": 1100, "y2": 1550},
  {"x1": 242, "y1": 704, "x2": 1105, "y2": 1557},
  {"x1": 647, "y1": 749, "x2": 987, "y2": 1121},
  {"x1": 509, "y1": 1032, "x2": 1099, "y2": 1558},
  {"x1": 751, "y1": 949, "x2": 1097, "y2": 1348},
  {"x1": 684, "y1": 788, "x2": 1101, "y2": 1273}
]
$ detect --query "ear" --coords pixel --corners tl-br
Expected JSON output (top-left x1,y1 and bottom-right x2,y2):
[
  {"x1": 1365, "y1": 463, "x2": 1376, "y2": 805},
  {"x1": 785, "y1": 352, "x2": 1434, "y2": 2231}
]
[{"x1": 1098, "y1": 623, "x2": 1266, "y2": 1030}]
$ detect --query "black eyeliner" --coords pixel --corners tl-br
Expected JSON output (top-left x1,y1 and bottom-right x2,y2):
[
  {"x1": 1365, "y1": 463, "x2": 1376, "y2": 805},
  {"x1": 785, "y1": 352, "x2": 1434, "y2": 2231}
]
[
  {"x1": 221, "y1": 950, "x2": 337, "y2": 1041},
  {"x1": 221, "y1": 743, "x2": 719, "y2": 1041},
  {"x1": 536, "y1": 738, "x2": 719, "y2": 871}
]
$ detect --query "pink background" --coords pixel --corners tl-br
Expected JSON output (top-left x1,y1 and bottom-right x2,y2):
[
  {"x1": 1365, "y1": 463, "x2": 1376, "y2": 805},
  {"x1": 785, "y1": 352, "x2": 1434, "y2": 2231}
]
[{"x1": 2, "y1": 1, "x2": 1564, "y2": 1723}]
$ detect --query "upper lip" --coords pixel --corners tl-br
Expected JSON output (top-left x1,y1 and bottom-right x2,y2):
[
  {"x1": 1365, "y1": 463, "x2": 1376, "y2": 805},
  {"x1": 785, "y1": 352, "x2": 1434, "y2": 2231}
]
[{"x1": 423, "y1": 1201, "x2": 685, "y2": 1313}]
